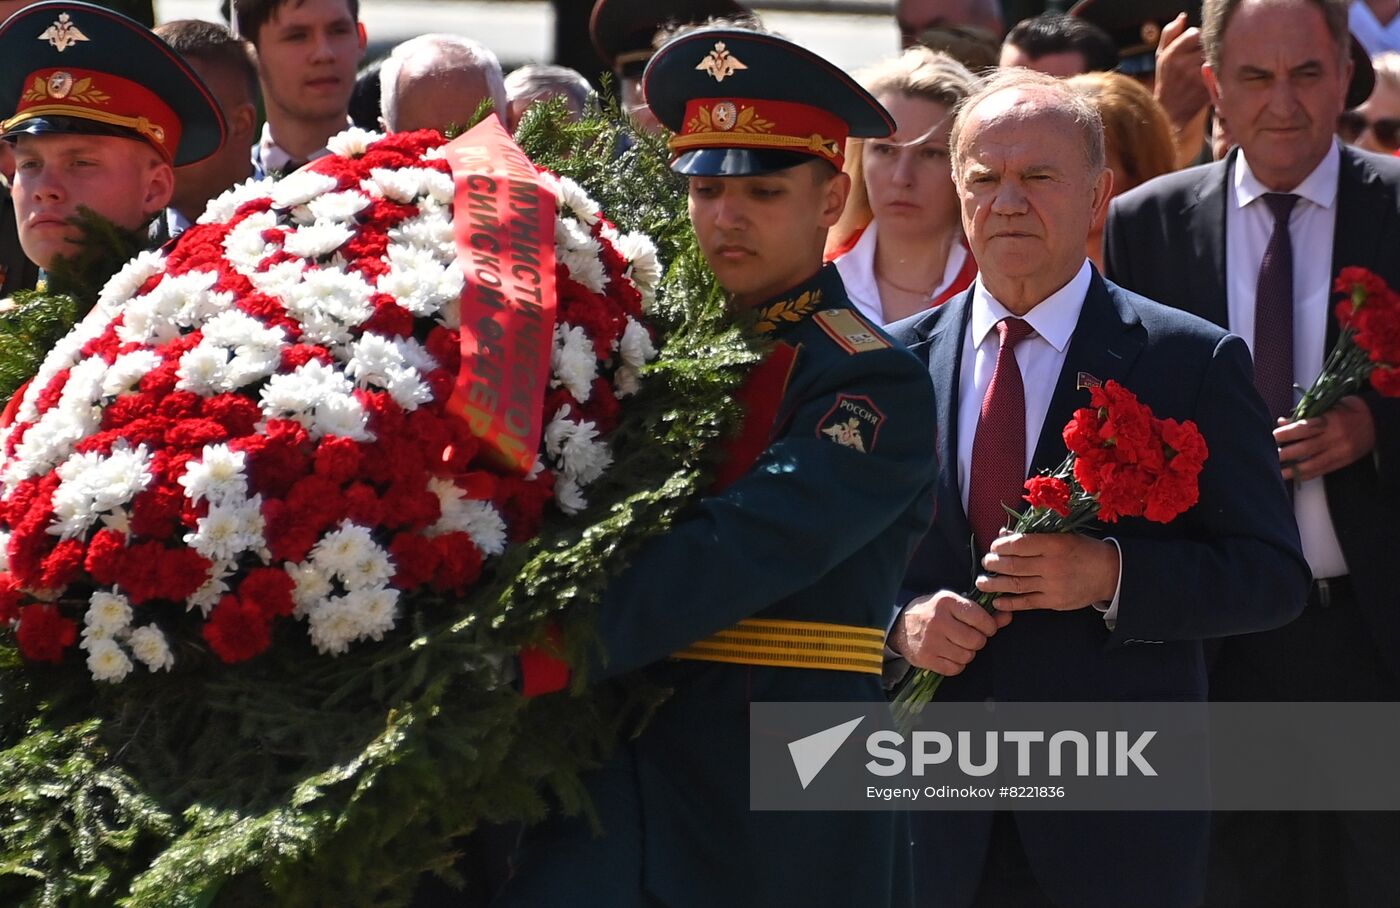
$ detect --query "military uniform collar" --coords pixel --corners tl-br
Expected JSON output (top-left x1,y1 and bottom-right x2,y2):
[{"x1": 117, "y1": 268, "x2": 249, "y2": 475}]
[{"x1": 750, "y1": 263, "x2": 844, "y2": 336}]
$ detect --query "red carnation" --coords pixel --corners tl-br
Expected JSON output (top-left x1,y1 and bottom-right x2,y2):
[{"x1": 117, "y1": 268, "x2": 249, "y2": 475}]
[
  {"x1": 389, "y1": 531, "x2": 440, "y2": 589},
  {"x1": 39, "y1": 538, "x2": 85, "y2": 590},
  {"x1": 84, "y1": 528, "x2": 128, "y2": 584},
  {"x1": 430, "y1": 532, "x2": 483, "y2": 592},
  {"x1": 203, "y1": 594, "x2": 272, "y2": 663},
  {"x1": 314, "y1": 435, "x2": 365, "y2": 484},
  {"x1": 0, "y1": 573, "x2": 24, "y2": 624},
  {"x1": 33, "y1": 368, "x2": 72, "y2": 414},
  {"x1": 131, "y1": 485, "x2": 185, "y2": 539},
  {"x1": 344, "y1": 482, "x2": 385, "y2": 525},
  {"x1": 281, "y1": 344, "x2": 336, "y2": 370},
  {"x1": 1023, "y1": 476, "x2": 1072, "y2": 517},
  {"x1": 239, "y1": 567, "x2": 296, "y2": 619},
  {"x1": 15, "y1": 603, "x2": 77, "y2": 663},
  {"x1": 204, "y1": 394, "x2": 262, "y2": 436}
]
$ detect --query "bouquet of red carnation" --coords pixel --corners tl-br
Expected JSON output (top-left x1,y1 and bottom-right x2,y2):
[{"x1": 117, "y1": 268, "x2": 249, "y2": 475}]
[
  {"x1": 1293, "y1": 267, "x2": 1400, "y2": 419},
  {"x1": 893, "y1": 380, "x2": 1208, "y2": 722}
]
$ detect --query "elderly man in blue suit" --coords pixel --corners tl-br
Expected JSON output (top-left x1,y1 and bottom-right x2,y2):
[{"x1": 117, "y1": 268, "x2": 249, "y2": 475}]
[{"x1": 886, "y1": 68, "x2": 1307, "y2": 908}]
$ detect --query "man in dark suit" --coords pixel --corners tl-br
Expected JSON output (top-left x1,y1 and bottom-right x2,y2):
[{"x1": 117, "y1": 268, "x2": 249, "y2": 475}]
[
  {"x1": 1105, "y1": 1, "x2": 1400, "y2": 904},
  {"x1": 888, "y1": 67, "x2": 1307, "y2": 908}
]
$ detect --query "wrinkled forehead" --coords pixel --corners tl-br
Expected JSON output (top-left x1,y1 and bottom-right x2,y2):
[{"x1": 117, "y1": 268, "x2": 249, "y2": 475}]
[{"x1": 959, "y1": 90, "x2": 1079, "y2": 149}]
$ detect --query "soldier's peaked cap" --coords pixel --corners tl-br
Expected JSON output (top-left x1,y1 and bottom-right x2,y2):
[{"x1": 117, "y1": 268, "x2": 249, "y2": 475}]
[
  {"x1": 0, "y1": 1, "x2": 225, "y2": 166},
  {"x1": 644, "y1": 28, "x2": 894, "y2": 176}
]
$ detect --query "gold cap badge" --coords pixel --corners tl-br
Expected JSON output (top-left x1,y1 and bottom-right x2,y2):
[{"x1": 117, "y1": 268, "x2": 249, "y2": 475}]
[
  {"x1": 39, "y1": 13, "x2": 90, "y2": 52},
  {"x1": 696, "y1": 42, "x2": 747, "y2": 82}
]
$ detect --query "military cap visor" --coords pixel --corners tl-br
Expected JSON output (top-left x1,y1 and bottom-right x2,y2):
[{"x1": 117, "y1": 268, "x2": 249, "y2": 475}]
[
  {"x1": 643, "y1": 28, "x2": 894, "y2": 176},
  {"x1": 0, "y1": 2, "x2": 225, "y2": 166}
]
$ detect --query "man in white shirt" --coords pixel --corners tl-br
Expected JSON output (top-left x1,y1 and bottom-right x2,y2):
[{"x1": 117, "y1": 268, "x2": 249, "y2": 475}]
[
  {"x1": 888, "y1": 67, "x2": 1306, "y2": 908},
  {"x1": 233, "y1": 0, "x2": 364, "y2": 177},
  {"x1": 1106, "y1": 0, "x2": 1400, "y2": 904}
]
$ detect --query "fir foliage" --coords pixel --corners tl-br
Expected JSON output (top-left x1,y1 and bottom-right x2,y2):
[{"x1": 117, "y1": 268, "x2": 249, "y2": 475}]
[{"x1": 0, "y1": 103, "x2": 762, "y2": 904}]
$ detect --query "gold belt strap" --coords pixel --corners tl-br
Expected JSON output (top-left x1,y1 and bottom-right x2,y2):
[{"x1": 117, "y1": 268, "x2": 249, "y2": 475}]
[{"x1": 672, "y1": 618, "x2": 885, "y2": 675}]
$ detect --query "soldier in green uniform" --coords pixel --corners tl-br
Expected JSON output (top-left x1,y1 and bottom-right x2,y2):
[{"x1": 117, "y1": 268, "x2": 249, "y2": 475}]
[{"x1": 506, "y1": 28, "x2": 936, "y2": 908}]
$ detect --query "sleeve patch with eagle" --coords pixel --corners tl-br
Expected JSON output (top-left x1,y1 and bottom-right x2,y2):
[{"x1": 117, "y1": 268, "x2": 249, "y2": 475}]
[{"x1": 817, "y1": 393, "x2": 886, "y2": 452}]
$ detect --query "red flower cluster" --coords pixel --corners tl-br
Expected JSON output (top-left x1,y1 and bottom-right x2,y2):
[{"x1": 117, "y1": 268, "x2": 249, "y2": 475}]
[
  {"x1": 1023, "y1": 476, "x2": 1072, "y2": 517},
  {"x1": 1335, "y1": 267, "x2": 1400, "y2": 396},
  {"x1": 1063, "y1": 381, "x2": 1208, "y2": 523}
]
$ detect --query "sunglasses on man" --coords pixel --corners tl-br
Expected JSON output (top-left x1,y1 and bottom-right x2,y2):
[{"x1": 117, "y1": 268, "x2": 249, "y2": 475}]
[{"x1": 1337, "y1": 110, "x2": 1400, "y2": 152}]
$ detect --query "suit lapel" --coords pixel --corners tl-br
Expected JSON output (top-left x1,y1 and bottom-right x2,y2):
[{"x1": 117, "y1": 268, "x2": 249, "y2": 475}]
[
  {"x1": 1030, "y1": 271, "x2": 1146, "y2": 472},
  {"x1": 908, "y1": 290, "x2": 975, "y2": 558},
  {"x1": 1184, "y1": 154, "x2": 1232, "y2": 330}
]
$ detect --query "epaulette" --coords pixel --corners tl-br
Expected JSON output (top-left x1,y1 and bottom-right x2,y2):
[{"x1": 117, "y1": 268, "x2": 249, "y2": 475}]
[{"x1": 812, "y1": 308, "x2": 891, "y2": 354}]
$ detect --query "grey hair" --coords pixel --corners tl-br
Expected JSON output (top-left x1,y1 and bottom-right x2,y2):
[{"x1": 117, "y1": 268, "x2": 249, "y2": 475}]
[
  {"x1": 948, "y1": 66, "x2": 1105, "y2": 176},
  {"x1": 1201, "y1": 0, "x2": 1349, "y2": 70},
  {"x1": 379, "y1": 33, "x2": 507, "y2": 131},
  {"x1": 503, "y1": 64, "x2": 594, "y2": 114}
]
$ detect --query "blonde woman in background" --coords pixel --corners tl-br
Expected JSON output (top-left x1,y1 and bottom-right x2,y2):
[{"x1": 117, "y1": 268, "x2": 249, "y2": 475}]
[
  {"x1": 1067, "y1": 71, "x2": 1176, "y2": 270},
  {"x1": 826, "y1": 47, "x2": 978, "y2": 324}
]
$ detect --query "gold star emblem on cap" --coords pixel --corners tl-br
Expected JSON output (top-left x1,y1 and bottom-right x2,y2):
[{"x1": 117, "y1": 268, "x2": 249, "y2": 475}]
[
  {"x1": 696, "y1": 42, "x2": 747, "y2": 83},
  {"x1": 38, "y1": 13, "x2": 89, "y2": 52}
]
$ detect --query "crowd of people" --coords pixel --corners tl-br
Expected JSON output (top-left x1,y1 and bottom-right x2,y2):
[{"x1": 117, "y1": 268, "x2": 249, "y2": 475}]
[{"x1": 0, "y1": 0, "x2": 1397, "y2": 905}]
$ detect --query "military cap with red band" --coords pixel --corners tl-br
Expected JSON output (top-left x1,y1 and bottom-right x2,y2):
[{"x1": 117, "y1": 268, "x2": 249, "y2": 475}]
[
  {"x1": 643, "y1": 28, "x2": 894, "y2": 176},
  {"x1": 0, "y1": 1, "x2": 225, "y2": 166}
]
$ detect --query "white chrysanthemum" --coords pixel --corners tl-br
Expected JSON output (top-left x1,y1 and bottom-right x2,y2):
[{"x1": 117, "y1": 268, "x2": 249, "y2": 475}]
[
  {"x1": 84, "y1": 590, "x2": 133, "y2": 634},
  {"x1": 187, "y1": 498, "x2": 265, "y2": 562},
  {"x1": 287, "y1": 560, "x2": 333, "y2": 617},
  {"x1": 554, "y1": 474, "x2": 588, "y2": 515},
  {"x1": 50, "y1": 445, "x2": 153, "y2": 538},
  {"x1": 620, "y1": 317, "x2": 657, "y2": 368},
  {"x1": 312, "y1": 391, "x2": 372, "y2": 440},
  {"x1": 306, "y1": 596, "x2": 362, "y2": 655},
  {"x1": 85, "y1": 637, "x2": 134, "y2": 683},
  {"x1": 346, "y1": 586, "x2": 398, "y2": 641},
  {"x1": 102, "y1": 350, "x2": 164, "y2": 397},
  {"x1": 556, "y1": 219, "x2": 607, "y2": 293},
  {"x1": 284, "y1": 222, "x2": 355, "y2": 259},
  {"x1": 616, "y1": 231, "x2": 662, "y2": 294},
  {"x1": 380, "y1": 244, "x2": 462, "y2": 316},
  {"x1": 179, "y1": 444, "x2": 248, "y2": 506},
  {"x1": 128, "y1": 624, "x2": 175, "y2": 672},
  {"x1": 389, "y1": 212, "x2": 456, "y2": 263},
  {"x1": 425, "y1": 477, "x2": 508, "y2": 555},
  {"x1": 326, "y1": 126, "x2": 383, "y2": 157},
  {"x1": 247, "y1": 258, "x2": 305, "y2": 300},
  {"x1": 544, "y1": 414, "x2": 613, "y2": 485},
  {"x1": 552, "y1": 324, "x2": 598, "y2": 402},
  {"x1": 224, "y1": 345, "x2": 285, "y2": 391},
  {"x1": 0, "y1": 530, "x2": 9, "y2": 571},
  {"x1": 202, "y1": 308, "x2": 285, "y2": 349},
  {"x1": 308, "y1": 190, "x2": 371, "y2": 223},
  {"x1": 4, "y1": 299, "x2": 108, "y2": 431},
  {"x1": 260, "y1": 358, "x2": 345, "y2": 418},
  {"x1": 271, "y1": 170, "x2": 339, "y2": 209},
  {"x1": 223, "y1": 209, "x2": 281, "y2": 269},
  {"x1": 176, "y1": 343, "x2": 231, "y2": 395},
  {"x1": 550, "y1": 174, "x2": 601, "y2": 225},
  {"x1": 368, "y1": 166, "x2": 441, "y2": 203},
  {"x1": 188, "y1": 563, "x2": 233, "y2": 615},
  {"x1": 199, "y1": 175, "x2": 276, "y2": 225},
  {"x1": 310, "y1": 521, "x2": 377, "y2": 578},
  {"x1": 282, "y1": 267, "x2": 375, "y2": 343},
  {"x1": 97, "y1": 249, "x2": 167, "y2": 310},
  {"x1": 341, "y1": 540, "x2": 395, "y2": 592}
]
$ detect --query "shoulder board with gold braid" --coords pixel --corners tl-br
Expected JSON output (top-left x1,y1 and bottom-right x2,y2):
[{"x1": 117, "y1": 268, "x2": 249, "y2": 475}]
[{"x1": 811, "y1": 308, "x2": 891, "y2": 354}]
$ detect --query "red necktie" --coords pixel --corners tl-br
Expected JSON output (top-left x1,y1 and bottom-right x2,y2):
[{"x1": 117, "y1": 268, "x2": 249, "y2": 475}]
[
  {"x1": 968, "y1": 317, "x2": 1035, "y2": 554},
  {"x1": 1253, "y1": 192, "x2": 1299, "y2": 421}
]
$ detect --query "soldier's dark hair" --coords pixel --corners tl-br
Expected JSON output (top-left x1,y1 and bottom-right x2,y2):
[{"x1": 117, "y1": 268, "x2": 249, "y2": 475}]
[
  {"x1": 232, "y1": 0, "x2": 359, "y2": 47},
  {"x1": 1003, "y1": 12, "x2": 1118, "y2": 74},
  {"x1": 155, "y1": 19, "x2": 260, "y2": 104},
  {"x1": 1202, "y1": 0, "x2": 1348, "y2": 70}
]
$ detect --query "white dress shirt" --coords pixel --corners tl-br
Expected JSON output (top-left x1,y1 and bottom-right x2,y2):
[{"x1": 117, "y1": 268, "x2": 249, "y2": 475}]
[
  {"x1": 1227, "y1": 143, "x2": 1349, "y2": 579},
  {"x1": 956, "y1": 261, "x2": 1123, "y2": 623},
  {"x1": 252, "y1": 121, "x2": 343, "y2": 177},
  {"x1": 1350, "y1": 1, "x2": 1400, "y2": 56},
  {"x1": 834, "y1": 221, "x2": 969, "y2": 326}
]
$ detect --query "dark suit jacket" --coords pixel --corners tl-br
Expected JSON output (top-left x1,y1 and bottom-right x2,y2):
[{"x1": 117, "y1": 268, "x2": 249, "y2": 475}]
[
  {"x1": 888, "y1": 270, "x2": 1308, "y2": 908},
  {"x1": 1105, "y1": 145, "x2": 1400, "y2": 685}
]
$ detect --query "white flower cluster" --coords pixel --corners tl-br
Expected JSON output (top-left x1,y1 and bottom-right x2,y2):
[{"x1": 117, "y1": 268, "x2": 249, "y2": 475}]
[
  {"x1": 80, "y1": 590, "x2": 174, "y2": 682},
  {"x1": 293, "y1": 521, "x2": 399, "y2": 655}
]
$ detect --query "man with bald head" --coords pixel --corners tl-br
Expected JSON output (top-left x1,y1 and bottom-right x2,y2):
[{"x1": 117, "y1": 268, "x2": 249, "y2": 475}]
[
  {"x1": 887, "y1": 68, "x2": 1306, "y2": 908},
  {"x1": 379, "y1": 34, "x2": 506, "y2": 134}
]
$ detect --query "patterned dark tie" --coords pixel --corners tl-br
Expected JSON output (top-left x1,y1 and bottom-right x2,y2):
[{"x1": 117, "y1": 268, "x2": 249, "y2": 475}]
[
  {"x1": 968, "y1": 317, "x2": 1035, "y2": 554},
  {"x1": 1253, "y1": 192, "x2": 1300, "y2": 422}
]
